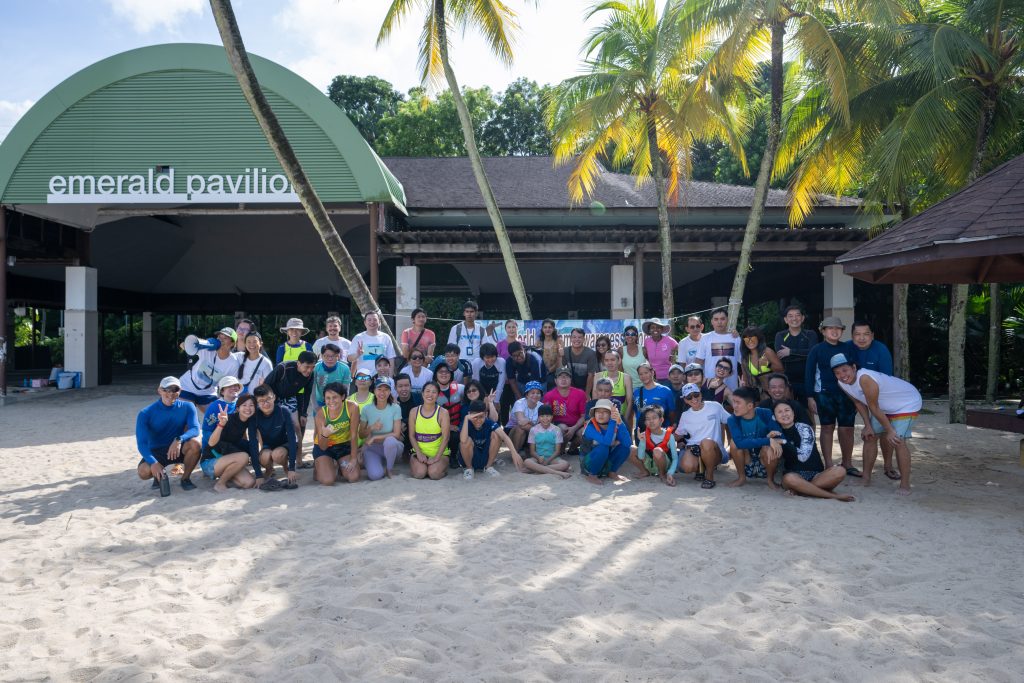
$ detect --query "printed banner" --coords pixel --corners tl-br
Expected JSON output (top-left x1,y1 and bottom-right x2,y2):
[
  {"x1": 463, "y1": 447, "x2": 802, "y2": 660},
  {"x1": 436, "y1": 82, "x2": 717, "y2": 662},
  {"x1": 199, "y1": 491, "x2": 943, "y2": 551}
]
[{"x1": 475, "y1": 319, "x2": 653, "y2": 350}]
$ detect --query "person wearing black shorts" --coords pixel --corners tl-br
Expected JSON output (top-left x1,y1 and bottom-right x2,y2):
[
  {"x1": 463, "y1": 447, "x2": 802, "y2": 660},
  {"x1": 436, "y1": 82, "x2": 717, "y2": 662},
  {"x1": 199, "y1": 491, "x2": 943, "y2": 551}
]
[{"x1": 135, "y1": 376, "x2": 202, "y2": 492}]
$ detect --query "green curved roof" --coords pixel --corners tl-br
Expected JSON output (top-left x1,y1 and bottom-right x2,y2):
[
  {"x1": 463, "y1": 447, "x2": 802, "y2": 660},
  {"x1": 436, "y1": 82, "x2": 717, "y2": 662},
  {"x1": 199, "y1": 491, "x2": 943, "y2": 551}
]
[{"x1": 0, "y1": 43, "x2": 406, "y2": 212}]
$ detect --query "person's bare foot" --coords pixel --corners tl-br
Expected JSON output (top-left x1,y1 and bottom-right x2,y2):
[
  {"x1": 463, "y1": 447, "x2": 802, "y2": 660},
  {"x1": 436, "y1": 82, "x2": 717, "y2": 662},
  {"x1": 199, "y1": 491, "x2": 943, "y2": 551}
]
[
  {"x1": 728, "y1": 477, "x2": 746, "y2": 488},
  {"x1": 213, "y1": 481, "x2": 228, "y2": 493},
  {"x1": 559, "y1": 471, "x2": 572, "y2": 480},
  {"x1": 896, "y1": 486, "x2": 912, "y2": 496},
  {"x1": 835, "y1": 493, "x2": 855, "y2": 502},
  {"x1": 766, "y1": 480, "x2": 779, "y2": 491},
  {"x1": 585, "y1": 474, "x2": 604, "y2": 486},
  {"x1": 608, "y1": 472, "x2": 625, "y2": 482},
  {"x1": 633, "y1": 468, "x2": 650, "y2": 479},
  {"x1": 861, "y1": 476, "x2": 872, "y2": 487},
  {"x1": 663, "y1": 474, "x2": 676, "y2": 487}
]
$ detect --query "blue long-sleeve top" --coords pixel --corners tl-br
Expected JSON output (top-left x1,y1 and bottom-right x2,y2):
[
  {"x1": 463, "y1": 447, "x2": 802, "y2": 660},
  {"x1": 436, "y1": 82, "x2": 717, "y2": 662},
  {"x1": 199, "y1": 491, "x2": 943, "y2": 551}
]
[
  {"x1": 255, "y1": 405, "x2": 297, "y2": 471},
  {"x1": 805, "y1": 340, "x2": 854, "y2": 397},
  {"x1": 727, "y1": 407, "x2": 780, "y2": 450},
  {"x1": 637, "y1": 428, "x2": 679, "y2": 474},
  {"x1": 135, "y1": 399, "x2": 200, "y2": 463},
  {"x1": 583, "y1": 419, "x2": 632, "y2": 449},
  {"x1": 853, "y1": 341, "x2": 893, "y2": 376}
]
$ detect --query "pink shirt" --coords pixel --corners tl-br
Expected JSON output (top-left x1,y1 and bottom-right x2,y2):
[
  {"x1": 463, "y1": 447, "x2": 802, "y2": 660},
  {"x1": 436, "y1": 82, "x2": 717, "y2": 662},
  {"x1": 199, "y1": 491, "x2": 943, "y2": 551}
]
[
  {"x1": 543, "y1": 387, "x2": 588, "y2": 427},
  {"x1": 401, "y1": 327, "x2": 436, "y2": 357},
  {"x1": 643, "y1": 335, "x2": 678, "y2": 379}
]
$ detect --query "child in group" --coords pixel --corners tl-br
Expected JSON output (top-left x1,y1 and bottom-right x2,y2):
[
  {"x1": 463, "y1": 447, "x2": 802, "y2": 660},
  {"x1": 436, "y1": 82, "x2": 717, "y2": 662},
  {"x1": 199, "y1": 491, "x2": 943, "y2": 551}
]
[
  {"x1": 727, "y1": 387, "x2": 784, "y2": 488},
  {"x1": 525, "y1": 404, "x2": 571, "y2": 478},
  {"x1": 507, "y1": 380, "x2": 544, "y2": 454},
  {"x1": 629, "y1": 405, "x2": 679, "y2": 487},
  {"x1": 472, "y1": 343, "x2": 506, "y2": 399},
  {"x1": 372, "y1": 356, "x2": 396, "y2": 392},
  {"x1": 771, "y1": 400, "x2": 854, "y2": 502}
]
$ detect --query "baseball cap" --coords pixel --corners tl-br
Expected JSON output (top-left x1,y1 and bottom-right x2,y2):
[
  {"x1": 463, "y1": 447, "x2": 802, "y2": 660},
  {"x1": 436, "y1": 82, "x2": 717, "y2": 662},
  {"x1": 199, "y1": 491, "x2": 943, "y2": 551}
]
[
  {"x1": 829, "y1": 353, "x2": 853, "y2": 369},
  {"x1": 159, "y1": 376, "x2": 181, "y2": 390},
  {"x1": 684, "y1": 362, "x2": 704, "y2": 374},
  {"x1": 681, "y1": 383, "x2": 702, "y2": 398},
  {"x1": 555, "y1": 366, "x2": 572, "y2": 377},
  {"x1": 354, "y1": 370, "x2": 373, "y2": 380},
  {"x1": 668, "y1": 363, "x2": 686, "y2": 375},
  {"x1": 372, "y1": 378, "x2": 392, "y2": 390},
  {"x1": 217, "y1": 327, "x2": 238, "y2": 342}
]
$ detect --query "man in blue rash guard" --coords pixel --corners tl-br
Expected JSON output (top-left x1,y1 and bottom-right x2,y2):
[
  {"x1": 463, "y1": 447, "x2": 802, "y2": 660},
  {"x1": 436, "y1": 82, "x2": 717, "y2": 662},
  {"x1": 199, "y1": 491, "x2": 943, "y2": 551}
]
[{"x1": 135, "y1": 376, "x2": 202, "y2": 491}]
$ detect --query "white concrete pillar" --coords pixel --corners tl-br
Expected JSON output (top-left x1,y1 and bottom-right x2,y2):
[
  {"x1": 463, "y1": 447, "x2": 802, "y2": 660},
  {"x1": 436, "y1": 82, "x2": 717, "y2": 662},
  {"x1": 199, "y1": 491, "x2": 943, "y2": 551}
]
[
  {"x1": 611, "y1": 265, "x2": 634, "y2": 320},
  {"x1": 395, "y1": 265, "x2": 419, "y2": 335},
  {"x1": 823, "y1": 264, "x2": 855, "y2": 340},
  {"x1": 64, "y1": 266, "x2": 98, "y2": 388},
  {"x1": 142, "y1": 312, "x2": 154, "y2": 365}
]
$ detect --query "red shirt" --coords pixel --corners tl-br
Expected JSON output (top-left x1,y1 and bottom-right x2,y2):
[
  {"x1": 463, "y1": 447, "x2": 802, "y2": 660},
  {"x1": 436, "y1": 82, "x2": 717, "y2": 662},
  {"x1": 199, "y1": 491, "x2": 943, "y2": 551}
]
[{"x1": 543, "y1": 387, "x2": 588, "y2": 426}]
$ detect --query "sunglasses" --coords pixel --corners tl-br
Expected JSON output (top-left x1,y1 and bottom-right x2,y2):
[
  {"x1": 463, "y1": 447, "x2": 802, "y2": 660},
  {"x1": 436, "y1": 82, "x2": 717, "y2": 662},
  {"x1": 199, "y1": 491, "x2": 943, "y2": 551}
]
[
  {"x1": 716, "y1": 365, "x2": 730, "y2": 371},
  {"x1": 355, "y1": 376, "x2": 372, "y2": 381},
  {"x1": 411, "y1": 355, "x2": 424, "y2": 360},
  {"x1": 687, "y1": 325, "x2": 701, "y2": 329},
  {"x1": 624, "y1": 332, "x2": 638, "y2": 337},
  {"x1": 742, "y1": 336, "x2": 758, "y2": 341}
]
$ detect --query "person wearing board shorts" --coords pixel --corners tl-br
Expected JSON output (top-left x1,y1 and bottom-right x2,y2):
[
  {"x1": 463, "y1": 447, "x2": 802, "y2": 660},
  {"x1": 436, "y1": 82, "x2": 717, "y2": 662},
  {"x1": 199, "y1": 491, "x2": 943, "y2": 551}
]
[
  {"x1": 832, "y1": 353, "x2": 922, "y2": 496},
  {"x1": 135, "y1": 376, "x2": 202, "y2": 492}
]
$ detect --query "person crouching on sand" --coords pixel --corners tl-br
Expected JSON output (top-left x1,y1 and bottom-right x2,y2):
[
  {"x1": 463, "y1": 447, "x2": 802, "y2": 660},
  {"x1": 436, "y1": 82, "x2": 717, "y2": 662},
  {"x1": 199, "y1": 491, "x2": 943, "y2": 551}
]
[{"x1": 771, "y1": 400, "x2": 853, "y2": 502}]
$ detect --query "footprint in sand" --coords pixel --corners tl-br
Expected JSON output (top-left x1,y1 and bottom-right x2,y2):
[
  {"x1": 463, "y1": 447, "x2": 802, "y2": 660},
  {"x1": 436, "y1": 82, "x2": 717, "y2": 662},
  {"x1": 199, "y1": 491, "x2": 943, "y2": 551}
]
[{"x1": 20, "y1": 618, "x2": 43, "y2": 630}]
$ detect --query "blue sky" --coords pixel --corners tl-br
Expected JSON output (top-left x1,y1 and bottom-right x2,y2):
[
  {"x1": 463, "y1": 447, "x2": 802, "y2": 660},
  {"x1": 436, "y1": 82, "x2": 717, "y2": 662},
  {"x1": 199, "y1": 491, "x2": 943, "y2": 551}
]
[{"x1": 0, "y1": 0, "x2": 599, "y2": 142}]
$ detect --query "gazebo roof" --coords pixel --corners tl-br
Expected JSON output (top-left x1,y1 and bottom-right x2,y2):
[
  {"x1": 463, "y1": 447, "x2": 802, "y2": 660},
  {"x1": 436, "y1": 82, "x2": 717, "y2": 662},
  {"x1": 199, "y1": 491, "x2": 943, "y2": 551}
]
[{"x1": 838, "y1": 154, "x2": 1024, "y2": 284}]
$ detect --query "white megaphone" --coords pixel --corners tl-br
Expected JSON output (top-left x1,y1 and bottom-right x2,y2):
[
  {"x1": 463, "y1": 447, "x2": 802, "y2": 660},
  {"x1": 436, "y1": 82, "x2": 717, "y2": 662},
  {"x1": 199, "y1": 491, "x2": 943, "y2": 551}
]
[{"x1": 182, "y1": 334, "x2": 221, "y2": 357}]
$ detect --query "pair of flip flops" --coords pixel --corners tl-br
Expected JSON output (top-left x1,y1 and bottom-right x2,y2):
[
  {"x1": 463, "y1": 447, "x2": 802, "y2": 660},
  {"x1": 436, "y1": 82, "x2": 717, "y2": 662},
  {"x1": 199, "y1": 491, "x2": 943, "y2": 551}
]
[{"x1": 259, "y1": 478, "x2": 298, "y2": 491}]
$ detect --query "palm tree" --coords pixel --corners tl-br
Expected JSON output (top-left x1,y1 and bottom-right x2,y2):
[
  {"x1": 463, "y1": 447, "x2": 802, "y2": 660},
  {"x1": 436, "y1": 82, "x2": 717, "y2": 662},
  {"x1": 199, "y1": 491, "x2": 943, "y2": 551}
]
[
  {"x1": 209, "y1": 0, "x2": 397, "y2": 341},
  {"x1": 377, "y1": 0, "x2": 533, "y2": 319},
  {"x1": 679, "y1": 0, "x2": 853, "y2": 329},
  {"x1": 548, "y1": 0, "x2": 748, "y2": 319}
]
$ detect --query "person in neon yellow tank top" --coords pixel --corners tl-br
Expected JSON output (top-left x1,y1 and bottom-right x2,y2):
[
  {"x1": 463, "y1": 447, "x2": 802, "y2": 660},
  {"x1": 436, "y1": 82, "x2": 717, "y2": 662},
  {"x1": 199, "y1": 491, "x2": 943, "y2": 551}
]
[
  {"x1": 313, "y1": 382, "x2": 360, "y2": 485},
  {"x1": 276, "y1": 318, "x2": 314, "y2": 364},
  {"x1": 410, "y1": 382, "x2": 451, "y2": 480},
  {"x1": 594, "y1": 349, "x2": 633, "y2": 426}
]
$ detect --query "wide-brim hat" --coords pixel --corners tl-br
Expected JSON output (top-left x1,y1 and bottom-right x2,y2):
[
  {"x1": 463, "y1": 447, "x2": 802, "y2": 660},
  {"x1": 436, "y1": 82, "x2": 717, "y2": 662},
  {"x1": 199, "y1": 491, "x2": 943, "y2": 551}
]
[
  {"x1": 643, "y1": 317, "x2": 670, "y2": 334},
  {"x1": 819, "y1": 316, "x2": 846, "y2": 330},
  {"x1": 589, "y1": 398, "x2": 616, "y2": 416},
  {"x1": 280, "y1": 317, "x2": 310, "y2": 334},
  {"x1": 217, "y1": 375, "x2": 242, "y2": 393}
]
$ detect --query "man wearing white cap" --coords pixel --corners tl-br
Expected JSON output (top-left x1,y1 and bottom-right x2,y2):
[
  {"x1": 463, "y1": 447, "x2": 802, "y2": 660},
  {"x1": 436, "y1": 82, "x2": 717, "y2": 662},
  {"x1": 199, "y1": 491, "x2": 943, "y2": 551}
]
[
  {"x1": 832, "y1": 353, "x2": 921, "y2": 495},
  {"x1": 276, "y1": 318, "x2": 313, "y2": 365},
  {"x1": 135, "y1": 377, "x2": 202, "y2": 492},
  {"x1": 177, "y1": 328, "x2": 241, "y2": 412},
  {"x1": 676, "y1": 383, "x2": 731, "y2": 489}
]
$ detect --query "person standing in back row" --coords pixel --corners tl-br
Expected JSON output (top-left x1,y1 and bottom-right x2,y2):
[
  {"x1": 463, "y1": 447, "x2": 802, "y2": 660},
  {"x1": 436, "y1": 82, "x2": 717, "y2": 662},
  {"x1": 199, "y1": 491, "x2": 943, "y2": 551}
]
[
  {"x1": 448, "y1": 300, "x2": 497, "y2": 362},
  {"x1": 277, "y1": 318, "x2": 314, "y2": 364},
  {"x1": 805, "y1": 317, "x2": 857, "y2": 477},
  {"x1": 642, "y1": 318, "x2": 678, "y2": 383},
  {"x1": 773, "y1": 305, "x2": 817, "y2": 406},
  {"x1": 562, "y1": 328, "x2": 599, "y2": 395},
  {"x1": 700, "y1": 308, "x2": 742, "y2": 390}
]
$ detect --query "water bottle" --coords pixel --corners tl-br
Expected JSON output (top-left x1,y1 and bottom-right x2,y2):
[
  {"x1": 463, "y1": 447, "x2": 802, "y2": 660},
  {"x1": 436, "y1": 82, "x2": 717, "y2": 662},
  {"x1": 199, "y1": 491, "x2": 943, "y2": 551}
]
[{"x1": 159, "y1": 468, "x2": 171, "y2": 497}]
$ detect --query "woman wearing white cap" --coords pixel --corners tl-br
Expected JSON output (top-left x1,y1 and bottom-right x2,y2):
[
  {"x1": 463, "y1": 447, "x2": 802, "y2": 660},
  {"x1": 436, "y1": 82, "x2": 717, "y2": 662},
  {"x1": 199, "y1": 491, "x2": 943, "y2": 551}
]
[
  {"x1": 177, "y1": 327, "x2": 242, "y2": 412},
  {"x1": 199, "y1": 375, "x2": 243, "y2": 456},
  {"x1": 276, "y1": 318, "x2": 313, "y2": 365}
]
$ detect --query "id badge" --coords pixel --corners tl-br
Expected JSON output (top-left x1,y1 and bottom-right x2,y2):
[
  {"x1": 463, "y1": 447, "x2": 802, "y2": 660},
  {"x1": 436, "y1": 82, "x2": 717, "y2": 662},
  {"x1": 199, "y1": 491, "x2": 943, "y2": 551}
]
[{"x1": 466, "y1": 344, "x2": 474, "y2": 357}]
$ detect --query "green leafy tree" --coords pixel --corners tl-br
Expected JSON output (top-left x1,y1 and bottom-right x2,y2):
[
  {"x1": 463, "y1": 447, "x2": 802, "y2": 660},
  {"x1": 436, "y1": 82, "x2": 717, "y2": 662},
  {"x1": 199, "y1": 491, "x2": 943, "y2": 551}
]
[
  {"x1": 326, "y1": 75, "x2": 405, "y2": 147},
  {"x1": 378, "y1": 0, "x2": 536, "y2": 319},
  {"x1": 377, "y1": 86, "x2": 498, "y2": 156},
  {"x1": 549, "y1": 0, "x2": 747, "y2": 319},
  {"x1": 481, "y1": 78, "x2": 553, "y2": 155}
]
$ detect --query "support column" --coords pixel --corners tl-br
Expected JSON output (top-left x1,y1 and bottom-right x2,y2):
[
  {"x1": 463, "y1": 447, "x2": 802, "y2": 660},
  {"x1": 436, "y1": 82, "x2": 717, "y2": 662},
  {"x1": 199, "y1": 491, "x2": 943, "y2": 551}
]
[
  {"x1": 823, "y1": 264, "x2": 854, "y2": 340},
  {"x1": 633, "y1": 247, "x2": 645, "y2": 318},
  {"x1": 0, "y1": 208, "x2": 7, "y2": 397},
  {"x1": 611, "y1": 265, "x2": 634, "y2": 320},
  {"x1": 395, "y1": 265, "x2": 419, "y2": 336},
  {"x1": 142, "y1": 312, "x2": 155, "y2": 365},
  {"x1": 64, "y1": 266, "x2": 99, "y2": 388}
]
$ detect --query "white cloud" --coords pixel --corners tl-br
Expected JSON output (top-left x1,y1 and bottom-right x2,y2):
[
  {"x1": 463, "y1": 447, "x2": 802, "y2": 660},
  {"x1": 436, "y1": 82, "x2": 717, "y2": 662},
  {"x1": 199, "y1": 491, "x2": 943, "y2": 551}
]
[
  {"x1": 106, "y1": 0, "x2": 205, "y2": 33},
  {"x1": 272, "y1": 0, "x2": 598, "y2": 95},
  {"x1": 0, "y1": 99, "x2": 35, "y2": 143}
]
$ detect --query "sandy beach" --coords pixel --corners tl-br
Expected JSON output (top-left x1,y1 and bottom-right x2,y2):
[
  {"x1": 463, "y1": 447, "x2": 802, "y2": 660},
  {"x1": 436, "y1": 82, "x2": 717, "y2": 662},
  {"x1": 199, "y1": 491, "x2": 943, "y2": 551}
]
[{"x1": 1, "y1": 386, "x2": 1023, "y2": 682}]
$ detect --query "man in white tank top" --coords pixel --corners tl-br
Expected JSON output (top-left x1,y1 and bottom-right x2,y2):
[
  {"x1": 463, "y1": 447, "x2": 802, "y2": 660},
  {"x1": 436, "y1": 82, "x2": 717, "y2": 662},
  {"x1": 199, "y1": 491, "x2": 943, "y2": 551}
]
[{"x1": 831, "y1": 353, "x2": 921, "y2": 496}]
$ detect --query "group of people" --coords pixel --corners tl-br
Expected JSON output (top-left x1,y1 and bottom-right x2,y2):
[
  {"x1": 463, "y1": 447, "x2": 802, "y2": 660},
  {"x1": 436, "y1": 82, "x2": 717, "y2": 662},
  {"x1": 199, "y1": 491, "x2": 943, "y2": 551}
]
[{"x1": 135, "y1": 300, "x2": 922, "y2": 498}]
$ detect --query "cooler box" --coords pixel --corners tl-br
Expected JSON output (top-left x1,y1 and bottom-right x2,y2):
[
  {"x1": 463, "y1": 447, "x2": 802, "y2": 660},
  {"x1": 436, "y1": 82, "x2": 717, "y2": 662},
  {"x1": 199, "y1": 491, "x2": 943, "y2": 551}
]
[{"x1": 57, "y1": 372, "x2": 81, "y2": 390}]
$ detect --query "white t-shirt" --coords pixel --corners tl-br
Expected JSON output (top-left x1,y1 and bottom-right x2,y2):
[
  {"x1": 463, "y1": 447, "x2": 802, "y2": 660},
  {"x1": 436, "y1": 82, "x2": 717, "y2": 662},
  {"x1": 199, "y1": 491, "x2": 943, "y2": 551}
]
[
  {"x1": 699, "y1": 332, "x2": 741, "y2": 390},
  {"x1": 233, "y1": 352, "x2": 273, "y2": 392},
  {"x1": 839, "y1": 369, "x2": 922, "y2": 415},
  {"x1": 677, "y1": 400, "x2": 730, "y2": 453},
  {"x1": 349, "y1": 331, "x2": 397, "y2": 375},
  {"x1": 406, "y1": 365, "x2": 433, "y2": 393},
  {"x1": 313, "y1": 335, "x2": 351, "y2": 359},
  {"x1": 678, "y1": 335, "x2": 705, "y2": 366},
  {"x1": 178, "y1": 350, "x2": 241, "y2": 397},
  {"x1": 507, "y1": 397, "x2": 541, "y2": 429},
  {"x1": 447, "y1": 321, "x2": 496, "y2": 360}
]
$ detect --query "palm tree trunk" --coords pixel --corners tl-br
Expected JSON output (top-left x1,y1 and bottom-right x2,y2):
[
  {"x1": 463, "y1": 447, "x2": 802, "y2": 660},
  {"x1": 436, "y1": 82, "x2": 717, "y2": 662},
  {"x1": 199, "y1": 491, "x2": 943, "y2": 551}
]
[
  {"x1": 948, "y1": 90, "x2": 997, "y2": 422},
  {"x1": 208, "y1": 0, "x2": 397, "y2": 341},
  {"x1": 727, "y1": 20, "x2": 784, "y2": 331},
  {"x1": 986, "y1": 282, "x2": 1000, "y2": 402},
  {"x1": 893, "y1": 283, "x2": 909, "y2": 378},
  {"x1": 646, "y1": 113, "x2": 674, "y2": 320},
  {"x1": 434, "y1": 0, "x2": 531, "y2": 320}
]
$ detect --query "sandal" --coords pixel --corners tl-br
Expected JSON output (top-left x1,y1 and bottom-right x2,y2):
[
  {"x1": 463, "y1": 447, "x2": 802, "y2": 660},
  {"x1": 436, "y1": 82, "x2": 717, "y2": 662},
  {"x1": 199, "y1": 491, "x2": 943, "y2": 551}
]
[
  {"x1": 279, "y1": 479, "x2": 298, "y2": 490},
  {"x1": 846, "y1": 467, "x2": 863, "y2": 478},
  {"x1": 259, "y1": 479, "x2": 283, "y2": 491},
  {"x1": 884, "y1": 469, "x2": 901, "y2": 480},
  {"x1": 701, "y1": 479, "x2": 716, "y2": 489}
]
